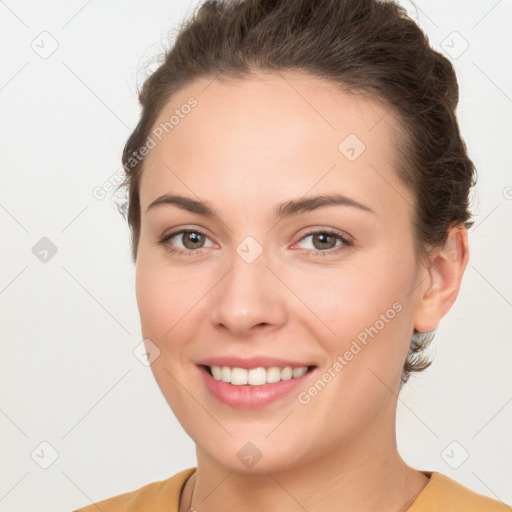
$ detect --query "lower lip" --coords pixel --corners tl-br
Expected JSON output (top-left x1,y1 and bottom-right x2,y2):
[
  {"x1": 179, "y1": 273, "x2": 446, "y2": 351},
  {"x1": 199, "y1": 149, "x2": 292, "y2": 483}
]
[{"x1": 198, "y1": 365, "x2": 316, "y2": 409}]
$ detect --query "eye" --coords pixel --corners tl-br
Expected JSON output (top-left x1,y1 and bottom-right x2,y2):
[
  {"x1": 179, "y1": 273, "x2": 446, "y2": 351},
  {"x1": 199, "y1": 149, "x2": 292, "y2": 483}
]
[
  {"x1": 156, "y1": 229, "x2": 214, "y2": 255},
  {"x1": 294, "y1": 229, "x2": 352, "y2": 256},
  {"x1": 156, "y1": 228, "x2": 352, "y2": 257}
]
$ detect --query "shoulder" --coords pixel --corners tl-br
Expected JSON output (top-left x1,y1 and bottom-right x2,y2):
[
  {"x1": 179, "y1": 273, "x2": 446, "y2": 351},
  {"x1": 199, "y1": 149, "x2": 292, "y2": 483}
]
[
  {"x1": 409, "y1": 471, "x2": 511, "y2": 512},
  {"x1": 72, "y1": 467, "x2": 196, "y2": 512}
]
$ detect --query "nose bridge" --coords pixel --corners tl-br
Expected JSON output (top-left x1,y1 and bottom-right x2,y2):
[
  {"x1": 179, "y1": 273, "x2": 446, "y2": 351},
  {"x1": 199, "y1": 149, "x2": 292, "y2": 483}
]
[{"x1": 208, "y1": 237, "x2": 287, "y2": 336}]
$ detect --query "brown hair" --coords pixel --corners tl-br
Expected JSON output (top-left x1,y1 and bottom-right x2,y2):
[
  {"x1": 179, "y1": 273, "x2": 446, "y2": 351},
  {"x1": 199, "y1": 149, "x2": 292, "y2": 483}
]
[{"x1": 116, "y1": 0, "x2": 476, "y2": 386}]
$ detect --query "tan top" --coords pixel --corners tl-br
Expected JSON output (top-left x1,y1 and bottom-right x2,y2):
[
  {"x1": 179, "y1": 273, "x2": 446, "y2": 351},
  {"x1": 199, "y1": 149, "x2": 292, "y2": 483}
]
[{"x1": 73, "y1": 467, "x2": 511, "y2": 511}]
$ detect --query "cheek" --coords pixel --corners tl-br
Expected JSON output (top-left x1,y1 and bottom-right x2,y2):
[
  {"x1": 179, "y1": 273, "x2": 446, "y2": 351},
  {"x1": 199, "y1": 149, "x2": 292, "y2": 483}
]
[
  {"x1": 135, "y1": 256, "x2": 193, "y2": 342},
  {"x1": 135, "y1": 260, "x2": 200, "y2": 413},
  {"x1": 289, "y1": 265, "x2": 413, "y2": 428},
  {"x1": 292, "y1": 260, "x2": 407, "y2": 335},
  {"x1": 135, "y1": 256, "x2": 215, "y2": 359},
  {"x1": 289, "y1": 250, "x2": 416, "y2": 378},
  {"x1": 135, "y1": 262, "x2": 169, "y2": 338}
]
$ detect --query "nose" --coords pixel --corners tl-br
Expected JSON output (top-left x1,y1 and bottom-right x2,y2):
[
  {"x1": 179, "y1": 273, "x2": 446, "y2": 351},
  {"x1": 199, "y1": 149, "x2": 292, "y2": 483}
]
[{"x1": 208, "y1": 250, "x2": 288, "y2": 339}]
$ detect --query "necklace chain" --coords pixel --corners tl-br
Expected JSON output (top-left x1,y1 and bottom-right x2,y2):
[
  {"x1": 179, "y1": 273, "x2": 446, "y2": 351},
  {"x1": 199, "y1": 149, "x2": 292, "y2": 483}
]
[
  {"x1": 184, "y1": 469, "x2": 427, "y2": 511},
  {"x1": 187, "y1": 473, "x2": 197, "y2": 512},
  {"x1": 182, "y1": 471, "x2": 432, "y2": 512}
]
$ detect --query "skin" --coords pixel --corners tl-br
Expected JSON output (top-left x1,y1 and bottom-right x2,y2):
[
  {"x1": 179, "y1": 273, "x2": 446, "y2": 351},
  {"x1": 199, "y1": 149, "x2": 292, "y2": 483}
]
[{"x1": 135, "y1": 71, "x2": 469, "y2": 512}]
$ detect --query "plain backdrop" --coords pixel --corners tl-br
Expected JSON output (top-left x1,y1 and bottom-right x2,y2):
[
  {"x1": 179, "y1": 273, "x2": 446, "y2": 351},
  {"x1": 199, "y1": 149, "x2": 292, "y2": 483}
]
[{"x1": 1, "y1": 1, "x2": 511, "y2": 510}]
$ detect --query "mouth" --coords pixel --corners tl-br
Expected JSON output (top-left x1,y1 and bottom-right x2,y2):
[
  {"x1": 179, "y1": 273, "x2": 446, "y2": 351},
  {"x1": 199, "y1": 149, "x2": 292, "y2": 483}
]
[
  {"x1": 200, "y1": 364, "x2": 316, "y2": 385},
  {"x1": 197, "y1": 364, "x2": 318, "y2": 409}
]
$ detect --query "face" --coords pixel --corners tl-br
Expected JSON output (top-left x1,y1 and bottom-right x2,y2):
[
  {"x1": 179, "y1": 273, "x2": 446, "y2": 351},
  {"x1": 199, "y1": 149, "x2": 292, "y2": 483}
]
[{"x1": 135, "y1": 71, "x2": 426, "y2": 473}]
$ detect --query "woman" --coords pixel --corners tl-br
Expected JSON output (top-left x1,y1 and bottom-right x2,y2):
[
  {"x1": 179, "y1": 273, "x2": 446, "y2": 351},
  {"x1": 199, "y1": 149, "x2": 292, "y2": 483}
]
[{"x1": 74, "y1": 0, "x2": 510, "y2": 510}]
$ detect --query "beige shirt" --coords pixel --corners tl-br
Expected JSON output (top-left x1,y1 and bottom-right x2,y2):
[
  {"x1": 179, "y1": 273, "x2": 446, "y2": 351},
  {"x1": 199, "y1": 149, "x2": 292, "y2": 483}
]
[{"x1": 73, "y1": 467, "x2": 511, "y2": 511}]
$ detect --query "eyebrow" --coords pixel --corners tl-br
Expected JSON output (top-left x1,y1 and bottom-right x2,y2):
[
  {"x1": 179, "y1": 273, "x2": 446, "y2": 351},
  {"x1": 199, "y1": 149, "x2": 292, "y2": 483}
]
[{"x1": 146, "y1": 193, "x2": 376, "y2": 219}]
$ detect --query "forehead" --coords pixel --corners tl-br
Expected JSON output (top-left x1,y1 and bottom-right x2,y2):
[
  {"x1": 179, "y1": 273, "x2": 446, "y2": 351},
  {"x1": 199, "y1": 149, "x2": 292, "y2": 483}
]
[{"x1": 139, "y1": 71, "x2": 409, "y2": 219}]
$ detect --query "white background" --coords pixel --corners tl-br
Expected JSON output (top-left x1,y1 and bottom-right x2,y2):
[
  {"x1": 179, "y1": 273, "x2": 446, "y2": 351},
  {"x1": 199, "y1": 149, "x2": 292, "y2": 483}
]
[{"x1": 1, "y1": 1, "x2": 511, "y2": 510}]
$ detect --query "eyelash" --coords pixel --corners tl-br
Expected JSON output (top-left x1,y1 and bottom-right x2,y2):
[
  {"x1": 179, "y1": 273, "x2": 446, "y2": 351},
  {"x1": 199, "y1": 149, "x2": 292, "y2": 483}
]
[{"x1": 156, "y1": 228, "x2": 353, "y2": 257}]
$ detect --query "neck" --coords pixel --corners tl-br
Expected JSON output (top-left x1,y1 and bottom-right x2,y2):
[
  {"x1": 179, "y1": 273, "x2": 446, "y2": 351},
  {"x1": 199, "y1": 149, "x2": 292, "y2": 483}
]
[{"x1": 180, "y1": 426, "x2": 429, "y2": 512}]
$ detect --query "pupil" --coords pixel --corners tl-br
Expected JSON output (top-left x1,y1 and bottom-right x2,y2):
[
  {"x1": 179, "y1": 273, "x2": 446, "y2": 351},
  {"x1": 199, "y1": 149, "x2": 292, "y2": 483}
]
[
  {"x1": 185, "y1": 232, "x2": 203, "y2": 248},
  {"x1": 315, "y1": 233, "x2": 334, "y2": 250}
]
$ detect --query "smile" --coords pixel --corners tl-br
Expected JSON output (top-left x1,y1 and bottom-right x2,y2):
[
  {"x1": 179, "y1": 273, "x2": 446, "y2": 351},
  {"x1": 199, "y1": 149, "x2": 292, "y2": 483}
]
[
  {"x1": 207, "y1": 365, "x2": 311, "y2": 385},
  {"x1": 198, "y1": 364, "x2": 317, "y2": 409}
]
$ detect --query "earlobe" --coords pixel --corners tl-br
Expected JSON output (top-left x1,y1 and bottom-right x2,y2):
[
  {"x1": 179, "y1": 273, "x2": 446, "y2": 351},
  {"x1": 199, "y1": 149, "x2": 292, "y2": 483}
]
[{"x1": 413, "y1": 225, "x2": 470, "y2": 333}]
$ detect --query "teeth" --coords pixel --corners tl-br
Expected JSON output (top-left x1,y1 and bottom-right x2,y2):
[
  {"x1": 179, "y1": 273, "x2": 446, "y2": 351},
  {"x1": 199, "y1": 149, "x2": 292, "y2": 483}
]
[{"x1": 209, "y1": 365, "x2": 309, "y2": 386}]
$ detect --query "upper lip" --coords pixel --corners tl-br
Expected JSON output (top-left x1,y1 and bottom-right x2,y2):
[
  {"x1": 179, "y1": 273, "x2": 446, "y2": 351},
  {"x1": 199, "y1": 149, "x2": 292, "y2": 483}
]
[{"x1": 198, "y1": 356, "x2": 316, "y2": 369}]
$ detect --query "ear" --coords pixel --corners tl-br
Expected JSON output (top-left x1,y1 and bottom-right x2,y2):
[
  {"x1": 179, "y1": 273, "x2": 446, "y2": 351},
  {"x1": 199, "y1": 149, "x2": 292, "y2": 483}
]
[{"x1": 413, "y1": 224, "x2": 470, "y2": 333}]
